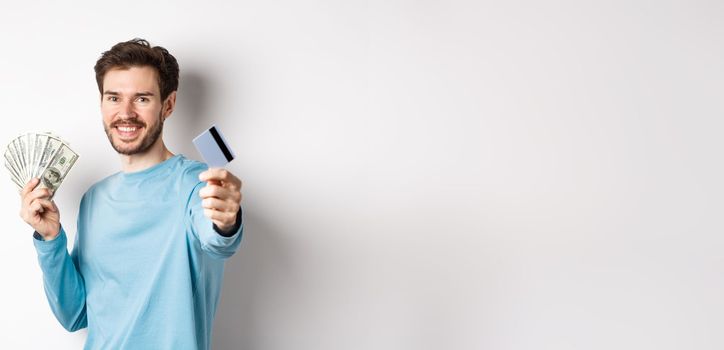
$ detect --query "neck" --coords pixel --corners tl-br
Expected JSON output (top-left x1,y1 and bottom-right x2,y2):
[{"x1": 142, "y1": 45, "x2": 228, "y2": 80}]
[{"x1": 119, "y1": 138, "x2": 175, "y2": 173}]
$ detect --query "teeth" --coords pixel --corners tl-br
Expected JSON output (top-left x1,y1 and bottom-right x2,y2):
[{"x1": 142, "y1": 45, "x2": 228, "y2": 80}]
[{"x1": 118, "y1": 126, "x2": 138, "y2": 132}]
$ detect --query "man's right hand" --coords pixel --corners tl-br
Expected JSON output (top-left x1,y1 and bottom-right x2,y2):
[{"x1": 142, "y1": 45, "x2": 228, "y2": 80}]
[{"x1": 20, "y1": 178, "x2": 60, "y2": 240}]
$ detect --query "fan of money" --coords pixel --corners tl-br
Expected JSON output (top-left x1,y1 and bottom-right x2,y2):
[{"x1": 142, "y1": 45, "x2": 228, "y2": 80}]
[{"x1": 4, "y1": 132, "x2": 79, "y2": 197}]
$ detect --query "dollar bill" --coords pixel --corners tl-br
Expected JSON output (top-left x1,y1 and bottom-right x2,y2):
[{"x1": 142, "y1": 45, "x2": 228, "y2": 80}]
[
  {"x1": 13, "y1": 137, "x2": 26, "y2": 182},
  {"x1": 27, "y1": 133, "x2": 35, "y2": 180},
  {"x1": 23, "y1": 133, "x2": 32, "y2": 181},
  {"x1": 30, "y1": 133, "x2": 45, "y2": 179},
  {"x1": 36, "y1": 135, "x2": 63, "y2": 181},
  {"x1": 4, "y1": 152, "x2": 22, "y2": 184},
  {"x1": 37, "y1": 143, "x2": 78, "y2": 198},
  {"x1": 4, "y1": 145, "x2": 22, "y2": 183},
  {"x1": 4, "y1": 156, "x2": 23, "y2": 190}
]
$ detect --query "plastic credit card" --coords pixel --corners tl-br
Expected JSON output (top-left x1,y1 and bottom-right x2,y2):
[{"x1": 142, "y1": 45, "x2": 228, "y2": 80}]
[{"x1": 192, "y1": 125, "x2": 235, "y2": 168}]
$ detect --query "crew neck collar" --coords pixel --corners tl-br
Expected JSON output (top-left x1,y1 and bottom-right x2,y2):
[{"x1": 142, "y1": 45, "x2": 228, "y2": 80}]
[{"x1": 119, "y1": 154, "x2": 182, "y2": 180}]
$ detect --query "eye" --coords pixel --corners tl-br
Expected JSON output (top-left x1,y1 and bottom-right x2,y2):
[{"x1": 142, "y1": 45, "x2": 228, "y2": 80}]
[
  {"x1": 107, "y1": 96, "x2": 118, "y2": 102},
  {"x1": 136, "y1": 97, "x2": 149, "y2": 103}
]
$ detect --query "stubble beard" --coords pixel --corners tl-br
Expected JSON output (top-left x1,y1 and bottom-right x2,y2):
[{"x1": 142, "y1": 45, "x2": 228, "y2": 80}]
[{"x1": 104, "y1": 111, "x2": 165, "y2": 156}]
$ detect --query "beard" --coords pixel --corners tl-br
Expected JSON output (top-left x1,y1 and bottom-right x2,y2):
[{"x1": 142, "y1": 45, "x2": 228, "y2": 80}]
[{"x1": 104, "y1": 112, "x2": 164, "y2": 156}]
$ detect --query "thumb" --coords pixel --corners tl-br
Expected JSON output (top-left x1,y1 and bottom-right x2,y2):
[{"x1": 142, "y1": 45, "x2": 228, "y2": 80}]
[{"x1": 21, "y1": 178, "x2": 39, "y2": 197}]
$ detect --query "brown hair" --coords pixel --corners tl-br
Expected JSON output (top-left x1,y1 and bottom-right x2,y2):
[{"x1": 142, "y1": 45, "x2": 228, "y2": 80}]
[{"x1": 94, "y1": 38, "x2": 179, "y2": 101}]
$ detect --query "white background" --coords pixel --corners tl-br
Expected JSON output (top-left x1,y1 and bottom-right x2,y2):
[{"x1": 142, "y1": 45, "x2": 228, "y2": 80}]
[{"x1": 1, "y1": 0, "x2": 723, "y2": 349}]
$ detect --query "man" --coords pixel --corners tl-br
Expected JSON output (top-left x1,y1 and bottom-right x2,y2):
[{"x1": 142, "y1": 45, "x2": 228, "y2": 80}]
[{"x1": 19, "y1": 38, "x2": 244, "y2": 349}]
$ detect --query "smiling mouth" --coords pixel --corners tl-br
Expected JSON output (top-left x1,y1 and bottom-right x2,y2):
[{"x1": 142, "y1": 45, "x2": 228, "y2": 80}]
[{"x1": 114, "y1": 124, "x2": 144, "y2": 140}]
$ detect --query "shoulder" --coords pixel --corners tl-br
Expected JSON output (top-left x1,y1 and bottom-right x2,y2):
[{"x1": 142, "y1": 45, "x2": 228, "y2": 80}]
[
  {"x1": 172, "y1": 155, "x2": 211, "y2": 202},
  {"x1": 173, "y1": 155, "x2": 210, "y2": 210},
  {"x1": 175, "y1": 155, "x2": 208, "y2": 187}
]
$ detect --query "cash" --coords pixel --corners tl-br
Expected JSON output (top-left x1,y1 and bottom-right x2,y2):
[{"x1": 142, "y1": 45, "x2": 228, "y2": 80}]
[{"x1": 4, "y1": 132, "x2": 78, "y2": 198}]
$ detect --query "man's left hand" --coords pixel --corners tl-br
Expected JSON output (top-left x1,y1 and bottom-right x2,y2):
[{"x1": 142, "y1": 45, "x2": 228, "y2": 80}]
[{"x1": 198, "y1": 168, "x2": 243, "y2": 233}]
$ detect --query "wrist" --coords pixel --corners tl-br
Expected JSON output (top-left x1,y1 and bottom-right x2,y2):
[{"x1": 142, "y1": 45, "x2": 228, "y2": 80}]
[
  {"x1": 36, "y1": 226, "x2": 61, "y2": 241},
  {"x1": 213, "y1": 208, "x2": 242, "y2": 237}
]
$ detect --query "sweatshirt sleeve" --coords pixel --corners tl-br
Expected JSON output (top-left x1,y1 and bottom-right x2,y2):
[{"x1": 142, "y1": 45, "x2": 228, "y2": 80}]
[
  {"x1": 32, "y1": 226, "x2": 88, "y2": 332},
  {"x1": 186, "y1": 181, "x2": 243, "y2": 259}
]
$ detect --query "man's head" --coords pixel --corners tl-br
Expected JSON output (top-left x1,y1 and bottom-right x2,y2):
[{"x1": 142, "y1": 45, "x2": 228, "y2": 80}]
[
  {"x1": 94, "y1": 38, "x2": 179, "y2": 155},
  {"x1": 43, "y1": 168, "x2": 61, "y2": 188}
]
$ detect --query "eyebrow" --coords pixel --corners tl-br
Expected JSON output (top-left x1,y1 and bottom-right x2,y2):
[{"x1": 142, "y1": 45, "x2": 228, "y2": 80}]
[{"x1": 103, "y1": 90, "x2": 156, "y2": 97}]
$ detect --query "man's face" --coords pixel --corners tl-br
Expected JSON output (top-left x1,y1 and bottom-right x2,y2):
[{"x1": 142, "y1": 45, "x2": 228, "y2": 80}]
[
  {"x1": 45, "y1": 171, "x2": 59, "y2": 183},
  {"x1": 101, "y1": 66, "x2": 172, "y2": 155}
]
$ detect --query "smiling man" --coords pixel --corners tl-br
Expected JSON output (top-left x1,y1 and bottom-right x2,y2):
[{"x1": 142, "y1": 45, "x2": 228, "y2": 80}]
[{"x1": 18, "y1": 38, "x2": 243, "y2": 349}]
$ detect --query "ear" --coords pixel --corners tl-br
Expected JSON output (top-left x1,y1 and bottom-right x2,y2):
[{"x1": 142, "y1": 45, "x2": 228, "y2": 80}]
[{"x1": 162, "y1": 91, "x2": 177, "y2": 120}]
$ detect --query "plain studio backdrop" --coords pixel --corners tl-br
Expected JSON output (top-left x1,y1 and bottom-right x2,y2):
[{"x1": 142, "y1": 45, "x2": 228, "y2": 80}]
[{"x1": 0, "y1": 0, "x2": 722, "y2": 349}]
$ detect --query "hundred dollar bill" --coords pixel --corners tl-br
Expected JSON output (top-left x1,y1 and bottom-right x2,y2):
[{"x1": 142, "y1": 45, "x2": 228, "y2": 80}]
[
  {"x1": 27, "y1": 133, "x2": 35, "y2": 180},
  {"x1": 16, "y1": 134, "x2": 29, "y2": 183},
  {"x1": 12, "y1": 137, "x2": 26, "y2": 182},
  {"x1": 30, "y1": 133, "x2": 45, "y2": 179},
  {"x1": 36, "y1": 135, "x2": 63, "y2": 181},
  {"x1": 4, "y1": 154, "x2": 22, "y2": 187},
  {"x1": 37, "y1": 143, "x2": 78, "y2": 198},
  {"x1": 23, "y1": 133, "x2": 32, "y2": 181},
  {"x1": 7, "y1": 135, "x2": 29, "y2": 185},
  {"x1": 4, "y1": 157, "x2": 23, "y2": 190},
  {"x1": 4, "y1": 145, "x2": 22, "y2": 184},
  {"x1": 27, "y1": 133, "x2": 36, "y2": 180},
  {"x1": 5, "y1": 137, "x2": 20, "y2": 165}
]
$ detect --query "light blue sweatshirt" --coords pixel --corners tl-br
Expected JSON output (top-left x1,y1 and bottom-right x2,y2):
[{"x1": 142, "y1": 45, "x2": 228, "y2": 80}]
[{"x1": 32, "y1": 154, "x2": 243, "y2": 350}]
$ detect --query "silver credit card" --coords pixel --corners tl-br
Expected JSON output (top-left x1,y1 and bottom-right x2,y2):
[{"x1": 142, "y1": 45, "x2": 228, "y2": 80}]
[{"x1": 192, "y1": 125, "x2": 235, "y2": 168}]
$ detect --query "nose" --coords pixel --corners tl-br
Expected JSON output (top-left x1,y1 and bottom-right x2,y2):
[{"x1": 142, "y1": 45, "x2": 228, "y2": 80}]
[{"x1": 117, "y1": 99, "x2": 136, "y2": 120}]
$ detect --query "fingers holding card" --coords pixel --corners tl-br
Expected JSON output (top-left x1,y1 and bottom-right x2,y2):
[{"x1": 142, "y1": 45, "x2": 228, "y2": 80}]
[{"x1": 193, "y1": 125, "x2": 242, "y2": 230}]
